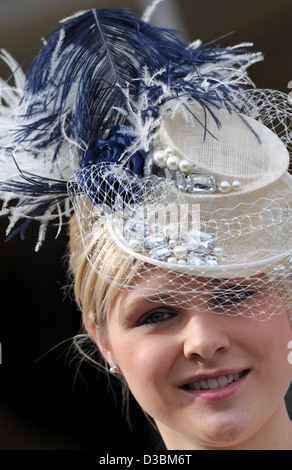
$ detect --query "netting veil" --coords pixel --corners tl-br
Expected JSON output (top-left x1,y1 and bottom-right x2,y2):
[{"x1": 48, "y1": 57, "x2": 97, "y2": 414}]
[{"x1": 1, "y1": 8, "x2": 292, "y2": 319}]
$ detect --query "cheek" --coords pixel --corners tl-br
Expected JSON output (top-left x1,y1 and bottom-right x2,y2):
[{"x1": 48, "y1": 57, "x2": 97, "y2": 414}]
[
  {"x1": 112, "y1": 334, "x2": 178, "y2": 408},
  {"x1": 116, "y1": 336, "x2": 173, "y2": 383},
  {"x1": 247, "y1": 313, "x2": 292, "y2": 382}
]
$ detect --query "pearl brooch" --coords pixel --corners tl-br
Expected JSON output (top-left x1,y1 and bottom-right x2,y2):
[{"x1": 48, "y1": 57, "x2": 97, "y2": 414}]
[
  {"x1": 179, "y1": 159, "x2": 192, "y2": 173},
  {"x1": 153, "y1": 148, "x2": 193, "y2": 175},
  {"x1": 219, "y1": 181, "x2": 231, "y2": 193},
  {"x1": 153, "y1": 150, "x2": 167, "y2": 168},
  {"x1": 218, "y1": 180, "x2": 242, "y2": 193},
  {"x1": 166, "y1": 155, "x2": 180, "y2": 171},
  {"x1": 173, "y1": 245, "x2": 187, "y2": 259},
  {"x1": 232, "y1": 180, "x2": 241, "y2": 191},
  {"x1": 165, "y1": 147, "x2": 175, "y2": 155},
  {"x1": 154, "y1": 148, "x2": 243, "y2": 195}
]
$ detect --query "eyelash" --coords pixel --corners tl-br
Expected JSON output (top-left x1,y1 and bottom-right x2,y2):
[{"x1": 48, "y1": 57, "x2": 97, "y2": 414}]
[
  {"x1": 211, "y1": 288, "x2": 258, "y2": 308},
  {"x1": 137, "y1": 309, "x2": 176, "y2": 326},
  {"x1": 137, "y1": 288, "x2": 258, "y2": 325}
]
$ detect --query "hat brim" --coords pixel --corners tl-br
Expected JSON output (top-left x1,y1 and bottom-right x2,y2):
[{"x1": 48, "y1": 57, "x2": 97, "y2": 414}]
[{"x1": 108, "y1": 172, "x2": 292, "y2": 278}]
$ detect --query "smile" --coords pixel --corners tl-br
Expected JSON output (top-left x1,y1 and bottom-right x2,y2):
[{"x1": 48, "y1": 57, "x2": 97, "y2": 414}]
[{"x1": 182, "y1": 370, "x2": 249, "y2": 391}]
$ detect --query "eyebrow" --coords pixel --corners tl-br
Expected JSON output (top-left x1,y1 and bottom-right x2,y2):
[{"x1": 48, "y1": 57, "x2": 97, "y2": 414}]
[
  {"x1": 143, "y1": 292, "x2": 178, "y2": 303},
  {"x1": 127, "y1": 291, "x2": 176, "y2": 305},
  {"x1": 124, "y1": 277, "x2": 265, "y2": 310}
]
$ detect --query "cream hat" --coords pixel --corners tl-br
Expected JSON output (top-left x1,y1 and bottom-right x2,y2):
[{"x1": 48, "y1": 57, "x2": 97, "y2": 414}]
[
  {"x1": 1, "y1": 8, "x2": 292, "y2": 314},
  {"x1": 108, "y1": 105, "x2": 292, "y2": 278}
]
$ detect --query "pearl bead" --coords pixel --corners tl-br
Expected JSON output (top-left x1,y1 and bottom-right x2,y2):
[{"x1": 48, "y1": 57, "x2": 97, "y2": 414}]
[
  {"x1": 165, "y1": 147, "x2": 174, "y2": 155},
  {"x1": 153, "y1": 150, "x2": 167, "y2": 168},
  {"x1": 179, "y1": 159, "x2": 192, "y2": 173},
  {"x1": 173, "y1": 245, "x2": 187, "y2": 259},
  {"x1": 232, "y1": 180, "x2": 241, "y2": 191},
  {"x1": 219, "y1": 181, "x2": 231, "y2": 193},
  {"x1": 128, "y1": 239, "x2": 143, "y2": 252},
  {"x1": 167, "y1": 256, "x2": 177, "y2": 264},
  {"x1": 166, "y1": 155, "x2": 179, "y2": 171},
  {"x1": 177, "y1": 258, "x2": 187, "y2": 265}
]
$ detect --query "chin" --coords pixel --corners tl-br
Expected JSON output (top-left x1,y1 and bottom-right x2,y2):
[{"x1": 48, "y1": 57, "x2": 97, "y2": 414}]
[{"x1": 197, "y1": 411, "x2": 256, "y2": 449}]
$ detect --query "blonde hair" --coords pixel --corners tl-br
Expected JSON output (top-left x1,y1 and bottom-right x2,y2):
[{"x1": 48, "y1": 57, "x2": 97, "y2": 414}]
[
  {"x1": 68, "y1": 210, "x2": 292, "y2": 424},
  {"x1": 69, "y1": 212, "x2": 142, "y2": 332}
]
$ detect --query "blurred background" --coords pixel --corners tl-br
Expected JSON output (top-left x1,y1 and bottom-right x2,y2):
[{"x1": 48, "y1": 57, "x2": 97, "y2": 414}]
[{"x1": 0, "y1": 0, "x2": 291, "y2": 451}]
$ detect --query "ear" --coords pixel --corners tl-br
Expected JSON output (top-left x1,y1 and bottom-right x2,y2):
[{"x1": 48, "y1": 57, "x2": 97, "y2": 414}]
[{"x1": 88, "y1": 312, "x2": 116, "y2": 367}]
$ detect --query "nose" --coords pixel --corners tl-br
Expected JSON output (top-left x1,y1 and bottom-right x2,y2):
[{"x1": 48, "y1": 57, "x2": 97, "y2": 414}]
[{"x1": 183, "y1": 310, "x2": 230, "y2": 361}]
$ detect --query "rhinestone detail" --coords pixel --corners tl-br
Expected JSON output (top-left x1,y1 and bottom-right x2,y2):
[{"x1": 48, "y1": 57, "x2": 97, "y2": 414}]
[
  {"x1": 124, "y1": 223, "x2": 220, "y2": 266},
  {"x1": 186, "y1": 173, "x2": 217, "y2": 194}
]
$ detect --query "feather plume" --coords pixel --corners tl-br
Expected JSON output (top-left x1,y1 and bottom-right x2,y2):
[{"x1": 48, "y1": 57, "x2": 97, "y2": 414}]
[{"x1": 0, "y1": 8, "x2": 264, "y2": 248}]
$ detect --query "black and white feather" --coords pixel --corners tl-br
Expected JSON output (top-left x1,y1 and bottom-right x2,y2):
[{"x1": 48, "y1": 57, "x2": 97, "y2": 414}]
[{"x1": 0, "y1": 8, "x2": 266, "y2": 249}]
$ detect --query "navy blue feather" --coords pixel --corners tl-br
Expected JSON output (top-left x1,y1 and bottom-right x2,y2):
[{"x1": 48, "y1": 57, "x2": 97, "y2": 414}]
[
  {"x1": 1, "y1": 158, "x2": 68, "y2": 241},
  {"x1": 0, "y1": 8, "x2": 262, "y2": 244},
  {"x1": 17, "y1": 9, "x2": 192, "y2": 154},
  {"x1": 15, "y1": 9, "x2": 257, "y2": 155}
]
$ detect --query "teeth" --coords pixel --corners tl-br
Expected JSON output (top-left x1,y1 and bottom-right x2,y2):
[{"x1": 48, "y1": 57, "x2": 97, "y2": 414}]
[
  {"x1": 186, "y1": 371, "x2": 245, "y2": 391},
  {"x1": 207, "y1": 378, "x2": 218, "y2": 390},
  {"x1": 218, "y1": 375, "x2": 228, "y2": 387}
]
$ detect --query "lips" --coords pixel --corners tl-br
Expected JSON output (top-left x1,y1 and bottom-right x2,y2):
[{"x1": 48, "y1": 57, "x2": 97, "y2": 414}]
[{"x1": 180, "y1": 369, "x2": 249, "y2": 391}]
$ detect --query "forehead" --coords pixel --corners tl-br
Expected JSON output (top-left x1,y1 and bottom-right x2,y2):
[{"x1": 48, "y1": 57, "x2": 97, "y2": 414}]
[
  {"x1": 128, "y1": 266, "x2": 267, "y2": 291},
  {"x1": 114, "y1": 266, "x2": 270, "y2": 310}
]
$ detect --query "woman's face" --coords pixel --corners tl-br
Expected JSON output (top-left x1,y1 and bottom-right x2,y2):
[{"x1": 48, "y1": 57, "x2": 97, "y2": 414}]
[{"x1": 96, "y1": 271, "x2": 292, "y2": 449}]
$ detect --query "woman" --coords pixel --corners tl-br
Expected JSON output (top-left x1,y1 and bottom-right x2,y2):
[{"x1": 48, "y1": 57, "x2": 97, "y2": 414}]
[{"x1": 0, "y1": 7, "x2": 292, "y2": 449}]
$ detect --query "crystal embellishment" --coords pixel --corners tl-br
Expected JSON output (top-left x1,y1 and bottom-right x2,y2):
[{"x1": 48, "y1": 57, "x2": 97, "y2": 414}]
[
  {"x1": 185, "y1": 173, "x2": 217, "y2": 194},
  {"x1": 205, "y1": 255, "x2": 219, "y2": 266},
  {"x1": 164, "y1": 169, "x2": 217, "y2": 194},
  {"x1": 187, "y1": 252, "x2": 219, "y2": 266},
  {"x1": 187, "y1": 253, "x2": 205, "y2": 266},
  {"x1": 198, "y1": 233, "x2": 215, "y2": 253},
  {"x1": 150, "y1": 246, "x2": 172, "y2": 260},
  {"x1": 164, "y1": 168, "x2": 187, "y2": 190},
  {"x1": 182, "y1": 230, "x2": 215, "y2": 253},
  {"x1": 144, "y1": 233, "x2": 167, "y2": 249},
  {"x1": 122, "y1": 216, "x2": 220, "y2": 267}
]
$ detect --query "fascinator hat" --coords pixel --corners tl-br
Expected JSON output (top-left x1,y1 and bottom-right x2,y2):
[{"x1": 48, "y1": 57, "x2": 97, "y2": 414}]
[{"x1": 1, "y1": 7, "x2": 292, "y2": 315}]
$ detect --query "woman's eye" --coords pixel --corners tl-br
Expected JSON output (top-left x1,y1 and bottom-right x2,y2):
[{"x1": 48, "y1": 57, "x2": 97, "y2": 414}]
[
  {"x1": 212, "y1": 288, "x2": 257, "y2": 307},
  {"x1": 138, "y1": 310, "x2": 175, "y2": 326}
]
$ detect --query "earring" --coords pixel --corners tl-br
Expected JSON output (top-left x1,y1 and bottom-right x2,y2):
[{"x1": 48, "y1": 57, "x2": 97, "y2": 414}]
[{"x1": 109, "y1": 363, "x2": 119, "y2": 374}]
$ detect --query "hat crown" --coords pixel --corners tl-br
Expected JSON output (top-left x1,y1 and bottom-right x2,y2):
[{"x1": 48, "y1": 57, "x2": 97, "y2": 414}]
[{"x1": 158, "y1": 107, "x2": 289, "y2": 194}]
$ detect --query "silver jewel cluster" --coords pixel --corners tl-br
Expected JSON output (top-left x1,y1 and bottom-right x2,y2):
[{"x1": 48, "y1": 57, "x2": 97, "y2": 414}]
[
  {"x1": 153, "y1": 147, "x2": 242, "y2": 194},
  {"x1": 124, "y1": 221, "x2": 221, "y2": 266}
]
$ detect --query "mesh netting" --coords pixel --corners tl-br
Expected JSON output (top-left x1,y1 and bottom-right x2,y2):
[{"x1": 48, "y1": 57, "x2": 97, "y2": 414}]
[
  {"x1": 1, "y1": 9, "x2": 292, "y2": 322},
  {"x1": 68, "y1": 167, "x2": 292, "y2": 318},
  {"x1": 66, "y1": 93, "x2": 292, "y2": 319}
]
